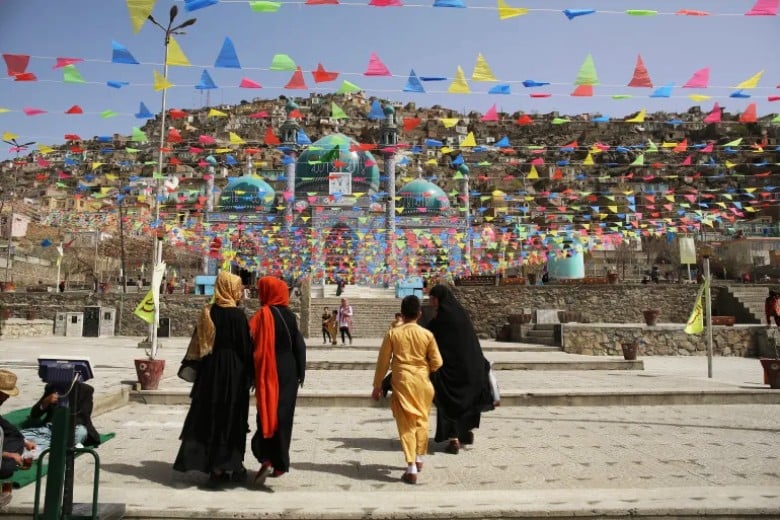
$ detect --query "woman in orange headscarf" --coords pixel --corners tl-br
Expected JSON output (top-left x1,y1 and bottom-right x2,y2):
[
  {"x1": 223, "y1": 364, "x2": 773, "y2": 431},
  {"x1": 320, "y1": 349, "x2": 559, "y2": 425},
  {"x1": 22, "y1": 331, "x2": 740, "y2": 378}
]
[
  {"x1": 174, "y1": 272, "x2": 254, "y2": 487},
  {"x1": 249, "y1": 276, "x2": 306, "y2": 485}
]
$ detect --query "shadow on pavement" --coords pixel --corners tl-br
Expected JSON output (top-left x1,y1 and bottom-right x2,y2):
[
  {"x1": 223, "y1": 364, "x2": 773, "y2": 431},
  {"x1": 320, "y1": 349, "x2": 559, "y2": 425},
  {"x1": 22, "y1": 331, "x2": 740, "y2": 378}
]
[
  {"x1": 101, "y1": 460, "x2": 194, "y2": 489},
  {"x1": 328, "y1": 436, "x2": 399, "y2": 452},
  {"x1": 294, "y1": 461, "x2": 398, "y2": 482}
]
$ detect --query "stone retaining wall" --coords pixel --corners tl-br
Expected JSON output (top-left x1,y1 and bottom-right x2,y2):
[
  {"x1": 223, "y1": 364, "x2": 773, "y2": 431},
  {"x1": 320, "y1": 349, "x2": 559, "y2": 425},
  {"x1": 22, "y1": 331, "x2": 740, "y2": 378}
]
[
  {"x1": 561, "y1": 324, "x2": 770, "y2": 357},
  {"x1": 1, "y1": 318, "x2": 53, "y2": 338}
]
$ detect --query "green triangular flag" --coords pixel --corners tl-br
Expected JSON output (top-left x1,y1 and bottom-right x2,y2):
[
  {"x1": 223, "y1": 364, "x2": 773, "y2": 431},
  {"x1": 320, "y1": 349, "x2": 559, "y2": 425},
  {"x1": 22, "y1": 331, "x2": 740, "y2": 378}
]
[
  {"x1": 101, "y1": 110, "x2": 118, "y2": 119},
  {"x1": 574, "y1": 54, "x2": 599, "y2": 86},
  {"x1": 626, "y1": 9, "x2": 657, "y2": 15},
  {"x1": 131, "y1": 127, "x2": 148, "y2": 142},
  {"x1": 612, "y1": 94, "x2": 632, "y2": 99},
  {"x1": 551, "y1": 117, "x2": 570, "y2": 125},
  {"x1": 63, "y1": 64, "x2": 85, "y2": 84},
  {"x1": 125, "y1": 147, "x2": 140, "y2": 153},
  {"x1": 723, "y1": 138, "x2": 743, "y2": 147},
  {"x1": 772, "y1": 114, "x2": 780, "y2": 123},
  {"x1": 336, "y1": 80, "x2": 362, "y2": 94},
  {"x1": 646, "y1": 140, "x2": 658, "y2": 153},
  {"x1": 331, "y1": 102, "x2": 348, "y2": 120},
  {"x1": 269, "y1": 54, "x2": 296, "y2": 71},
  {"x1": 630, "y1": 154, "x2": 645, "y2": 166},
  {"x1": 250, "y1": 1, "x2": 281, "y2": 11}
]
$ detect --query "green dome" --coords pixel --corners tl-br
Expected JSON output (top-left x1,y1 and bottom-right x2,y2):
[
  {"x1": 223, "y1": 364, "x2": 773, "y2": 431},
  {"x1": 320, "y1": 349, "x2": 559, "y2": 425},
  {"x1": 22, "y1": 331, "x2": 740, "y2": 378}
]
[
  {"x1": 218, "y1": 175, "x2": 275, "y2": 212},
  {"x1": 295, "y1": 133, "x2": 380, "y2": 193},
  {"x1": 397, "y1": 179, "x2": 451, "y2": 215}
]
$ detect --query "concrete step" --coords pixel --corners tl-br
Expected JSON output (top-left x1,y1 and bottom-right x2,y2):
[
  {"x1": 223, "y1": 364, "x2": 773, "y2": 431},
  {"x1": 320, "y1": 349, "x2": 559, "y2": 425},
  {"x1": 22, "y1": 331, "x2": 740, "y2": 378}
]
[
  {"x1": 533, "y1": 323, "x2": 557, "y2": 330},
  {"x1": 520, "y1": 337, "x2": 559, "y2": 346}
]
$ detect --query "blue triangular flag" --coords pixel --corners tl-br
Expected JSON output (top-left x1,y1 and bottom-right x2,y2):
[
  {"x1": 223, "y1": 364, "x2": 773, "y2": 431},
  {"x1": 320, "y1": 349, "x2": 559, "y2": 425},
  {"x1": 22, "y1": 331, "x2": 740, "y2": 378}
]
[
  {"x1": 368, "y1": 100, "x2": 385, "y2": 120},
  {"x1": 297, "y1": 130, "x2": 312, "y2": 145},
  {"x1": 107, "y1": 80, "x2": 129, "y2": 89},
  {"x1": 225, "y1": 155, "x2": 238, "y2": 166},
  {"x1": 403, "y1": 69, "x2": 425, "y2": 93},
  {"x1": 433, "y1": 0, "x2": 465, "y2": 7},
  {"x1": 592, "y1": 115, "x2": 610, "y2": 122},
  {"x1": 488, "y1": 84, "x2": 510, "y2": 94},
  {"x1": 214, "y1": 37, "x2": 241, "y2": 69},
  {"x1": 522, "y1": 79, "x2": 549, "y2": 88},
  {"x1": 281, "y1": 155, "x2": 295, "y2": 165},
  {"x1": 650, "y1": 84, "x2": 674, "y2": 98},
  {"x1": 563, "y1": 9, "x2": 596, "y2": 19},
  {"x1": 425, "y1": 139, "x2": 443, "y2": 147},
  {"x1": 185, "y1": 0, "x2": 219, "y2": 11},
  {"x1": 111, "y1": 40, "x2": 139, "y2": 65},
  {"x1": 730, "y1": 90, "x2": 751, "y2": 98},
  {"x1": 195, "y1": 70, "x2": 218, "y2": 90},
  {"x1": 451, "y1": 155, "x2": 464, "y2": 166},
  {"x1": 420, "y1": 76, "x2": 447, "y2": 81},
  {"x1": 135, "y1": 102, "x2": 153, "y2": 119},
  {"x1": 495, "y1": 136, "x2": 510, "y2": 148}
]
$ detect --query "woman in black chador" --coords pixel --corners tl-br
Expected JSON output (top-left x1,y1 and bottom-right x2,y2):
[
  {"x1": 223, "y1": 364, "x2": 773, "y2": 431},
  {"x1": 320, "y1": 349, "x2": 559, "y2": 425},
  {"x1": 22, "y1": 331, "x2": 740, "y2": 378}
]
[
  {"x1": 173, "y1": 272, "x2": 254, "y2": 487},
  {"x1": 426, "y1": 284, "x2": 494, "y2": 454}
]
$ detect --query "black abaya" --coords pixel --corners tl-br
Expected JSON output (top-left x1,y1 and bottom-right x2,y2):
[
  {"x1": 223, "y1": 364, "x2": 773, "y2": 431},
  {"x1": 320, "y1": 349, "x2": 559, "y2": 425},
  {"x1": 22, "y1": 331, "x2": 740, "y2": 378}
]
[
  {"x1": 426, "y1": 285, "x2": 494, "y2": 443},
  {"x1": 174, "y1": 305, "x2": 254, "y2": 475},
  {"x1": 251, "y1": 305, "x2": 306, "y2": 473}
]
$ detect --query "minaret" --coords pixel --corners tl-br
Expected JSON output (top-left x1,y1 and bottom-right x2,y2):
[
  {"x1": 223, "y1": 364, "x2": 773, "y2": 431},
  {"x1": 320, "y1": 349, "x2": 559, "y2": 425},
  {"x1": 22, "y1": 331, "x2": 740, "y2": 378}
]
[
  {"x1": 279, "y1": 97, "x2": 301, "y2": 230},
  {"x1": 457, "y1": 163, "x2": 471, "y2": 273},
  {"x1": 380, "y1": 103, "x2": 399, "y2": 277}
]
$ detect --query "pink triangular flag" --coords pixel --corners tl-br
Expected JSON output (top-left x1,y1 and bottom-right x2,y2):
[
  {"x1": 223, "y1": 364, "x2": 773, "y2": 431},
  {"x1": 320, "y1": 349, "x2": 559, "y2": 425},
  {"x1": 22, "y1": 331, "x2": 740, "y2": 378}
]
[
  {"x1": 681, "y1": 155, "x2": 692, "y2": 166},
  {"x1": 239, "y1": 77, "x2": 262, "y2": 88},
  {"x1": 683, "y1": 67, "x2": 710, "y2": 88},
  {"x1": 53, "y1": 57, "x2": 83, "y2": 69},
  {"x1": 701, "y1": 143, "x2": 714, "y2": 153},
  {"x1": 369, "y1": 0, "x2": 403, "y2": 4},
  {"x1": 23, "y1": 107, "x2": 46, "y2": 116},
  {"x1": 364, "y1": 52, "x2": 391, "y2": 76},
  {"x1": 703, "y1": 102, "x2": 721, "y2": 123},
  {"x1": 481, "y1": 104, "x2": 498, "y2": 121},
  {"x1": 769, "y1": 95, "x2": 780, "y2": 102},
  {"x1": 199, "y1": 135, "x2": 216, "y2": 145},
  {"x1": 627, "y1": 54, "x2": 653, "y2": 88},
  {"x1": 745, "y1": 0, "x2": 778, "y2": 15}
]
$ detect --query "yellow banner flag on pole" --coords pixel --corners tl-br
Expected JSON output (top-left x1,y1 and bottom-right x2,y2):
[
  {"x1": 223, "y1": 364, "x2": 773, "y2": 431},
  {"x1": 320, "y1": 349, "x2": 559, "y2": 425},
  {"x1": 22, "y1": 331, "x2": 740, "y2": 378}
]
[
  {"x1": 134, "y1": 289, "x2": 155, "y2": 324},
  {"x1": 684, "y1": 281, "x2": 707, "y2": 335}
]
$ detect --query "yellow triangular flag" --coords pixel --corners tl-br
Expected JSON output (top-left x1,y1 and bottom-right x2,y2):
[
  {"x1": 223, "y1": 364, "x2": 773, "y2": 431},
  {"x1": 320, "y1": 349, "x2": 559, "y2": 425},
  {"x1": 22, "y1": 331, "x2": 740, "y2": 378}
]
[
  {"x1": 725, "y1": 160, "x2": 737, "y2": 169},
  {"x1": 527, "y1": 165, "x2": 539, "y2": 179},
  {"x1": 126, "y1": 0, "x2": 156, "y2": 33},
  {"x1": 460, "y1": 132, "x2": 476, "y2": 148},
  {"x1": 208, "y1": 109, "x2": 227, "y2": 117},
  {"x1": 440, "y1": 118, "x2": 459, "y2": 128},
  {"x1": 153, "y1": 70, "x2": 173, "y2": 91},
  {"x1": 166, "y1": 37, "x2": 191, "y2": 67},
  {"x1": 37, "y1": 144, "x2": 55, "y2": 154},
  {"x1": 229, "y1": 132, "x2": 245, "y2": 145},
  {"x1": 735, "y1": 70, "x2": 763, "y2": 90},
  {"x1": 625, "y1": 109, "x2": 646, "y2": 123},
  {"x1": 582, "y1": 153, "x2": 594, "y2": 166},
  {"x1": 471, "y1": 53, "x2": 497, "y2": 82},
  {"x1": 497, "y1": 0, "x2": 529, "y2": 19},
  {"x1": 684, "y1": 281, "x2": 706, "y2": 335},
  {"x1": 448, "y1": 66, "x2": 470, "y2": 94},
  {"x1": 134, "y1": 289, "x2": 156, "y2": 324},
  {"x1": 688, "y1": 94, "x2": 711, "y2": 102},
  {"x1": 2, "y1": 131, "x2": 19, "y2": 141}
]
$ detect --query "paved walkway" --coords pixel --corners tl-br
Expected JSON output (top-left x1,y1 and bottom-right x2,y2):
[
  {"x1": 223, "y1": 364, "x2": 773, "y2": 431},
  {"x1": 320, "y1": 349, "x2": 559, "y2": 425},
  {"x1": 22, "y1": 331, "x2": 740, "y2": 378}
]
[{"x1": 1, "y1": 335, "x2": 779, "y2": 518}]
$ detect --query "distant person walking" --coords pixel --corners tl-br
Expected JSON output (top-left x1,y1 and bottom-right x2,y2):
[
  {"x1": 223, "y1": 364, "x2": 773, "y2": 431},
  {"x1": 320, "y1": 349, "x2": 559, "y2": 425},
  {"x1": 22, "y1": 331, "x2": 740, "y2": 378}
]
[
  {"x1": 327, "y1": 310, "x2": 338, "y2": 346},
  {"x1": 173, "y1": 272, "x2": 254, "y2": 488},
  {"x1": 426, "y1": 284, "x2": 495, "y2": 455},
  {"x1": 321, "y1": 307, "x2": 332, "y2": 344},
  {"x1": 766, "y1": 290, "x2": 780, "y2": 327},
  {"x1": 249, "y1": 277, "x2": 306, "y2": 486},
  {"x1": 372, "y1": 295, "x2": 442, "y2": 485},
  {"x1": 337, "y1": 298, "x2": 353, "y2": 345}
]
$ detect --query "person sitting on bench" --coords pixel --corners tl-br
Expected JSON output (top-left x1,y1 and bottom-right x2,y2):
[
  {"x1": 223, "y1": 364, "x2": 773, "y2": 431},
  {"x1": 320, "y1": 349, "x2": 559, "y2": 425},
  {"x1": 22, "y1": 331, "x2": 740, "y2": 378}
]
[{"x1": 1, "y1": 369, "x2": 36, "y2": 480}]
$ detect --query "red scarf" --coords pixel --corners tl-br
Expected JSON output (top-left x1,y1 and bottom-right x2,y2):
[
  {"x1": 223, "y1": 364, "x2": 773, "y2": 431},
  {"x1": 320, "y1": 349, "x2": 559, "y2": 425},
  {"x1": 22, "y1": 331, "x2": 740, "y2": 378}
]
[{"x1": 249, "y1": 276, "x2": 289, "y2": 438}]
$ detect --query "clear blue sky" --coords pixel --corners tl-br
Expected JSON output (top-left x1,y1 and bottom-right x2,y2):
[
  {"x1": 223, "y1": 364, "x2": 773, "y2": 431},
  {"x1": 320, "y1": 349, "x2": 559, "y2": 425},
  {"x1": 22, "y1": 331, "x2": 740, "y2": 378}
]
[{"x1": 0, "y1": 0, "x2": 778, "y2": 159}]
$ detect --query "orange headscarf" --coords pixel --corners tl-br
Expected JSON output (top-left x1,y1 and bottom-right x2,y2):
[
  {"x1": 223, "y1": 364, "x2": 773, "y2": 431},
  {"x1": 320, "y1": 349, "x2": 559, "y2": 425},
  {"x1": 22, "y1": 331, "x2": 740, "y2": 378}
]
[{"x1": 249, "y1": 276, "x2": 290, "y2": 439}]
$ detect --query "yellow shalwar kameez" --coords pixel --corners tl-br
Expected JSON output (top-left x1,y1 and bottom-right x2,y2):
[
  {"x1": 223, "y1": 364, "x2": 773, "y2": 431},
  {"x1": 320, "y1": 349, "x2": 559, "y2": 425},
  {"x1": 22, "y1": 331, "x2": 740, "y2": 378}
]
[{"x1": 373, "y1": 323, "x2": 443, "y2": 464}]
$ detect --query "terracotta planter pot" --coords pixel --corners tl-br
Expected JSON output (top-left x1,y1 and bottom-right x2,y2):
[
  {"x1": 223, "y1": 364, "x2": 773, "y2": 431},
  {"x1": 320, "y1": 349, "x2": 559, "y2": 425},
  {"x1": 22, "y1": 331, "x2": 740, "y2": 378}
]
[
  {"x1": 642, "y1": 309, "x2": 660, "y2": 326},
  {"x1": 134, "y1": 358, "x2": 166, "y2": 391},
  {"x1": 527, "y1": 273, "x2": 537, "y2": 285},
  {"x1": 607, "y1": 272, "x2": 619, "y2": 284},
  {"x1": 760, "y1": 358, "x2": 780, "y2": 389},
  {"x1": 711, "y1": 316, "x2": 736, "y2": 326},
  {"x1": 621, "y1": 342, "x2": 638, "y2": 361}
]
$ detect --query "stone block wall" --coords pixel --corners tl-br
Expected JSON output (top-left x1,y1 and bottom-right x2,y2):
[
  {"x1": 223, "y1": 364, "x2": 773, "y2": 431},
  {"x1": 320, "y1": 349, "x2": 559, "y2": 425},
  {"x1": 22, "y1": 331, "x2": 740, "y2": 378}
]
[
  {"x1": 1, "y1": 318, "x2": 53, "y2": 338},
  {"x1": 561, "y1": 323, "x2": 768, "y2": 357}
]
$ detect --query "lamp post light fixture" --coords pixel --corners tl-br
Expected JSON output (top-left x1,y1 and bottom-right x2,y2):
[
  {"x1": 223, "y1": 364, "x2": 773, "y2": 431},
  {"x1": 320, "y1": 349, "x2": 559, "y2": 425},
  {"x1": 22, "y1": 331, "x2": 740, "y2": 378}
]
[{"x1": 146, "y1": 5, "x2": 196, "y2": 358}]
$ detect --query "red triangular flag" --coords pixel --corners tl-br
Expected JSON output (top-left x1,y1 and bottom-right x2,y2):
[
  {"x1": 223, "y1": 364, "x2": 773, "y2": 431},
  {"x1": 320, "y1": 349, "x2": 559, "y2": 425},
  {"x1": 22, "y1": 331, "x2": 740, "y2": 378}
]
[
  {"x1": 739, "y1": 103, "x2": 757, "y2": 123},
  {"x1": 627, "y1": 54, "x2": 653, "y2": 87},
  {"x1": 571, "y1": 84, "x2": 593, "y2": 97},
  {"x1": 168, "y1": 128, "x2": 183, "y2": 143},
  {"x1": 249, "y1": 111, "x2": 269, "y2": 118},
  {"x1": 284, "y1": 66, "x2": 308, "y2": 89},
  {"x1": 516, "y1": 114, "x2": 533, "y2": 125},
  {"x1": 64, "y1": 134, "x2": 81, "y2": 141},
  {"x1": 560, "y1": 141, "x2": 577, "y2": 149},
  {"x1": 65, "y1": 105, "x2": 83, "y2": 114},
  {"x1": 481, "y1": 104, "x2": 499, "y2": 121},
  {"x1": 239, "y1": 77, "x2": 262, "y2": 88},
  {"x1": 673, "y1": 139, "x2": 688, "y2": 153},
  {"x1": 53, "y1": 57, "x2": 83, "y2": 69},
  {"x1": 311, "y1": 63, "x2": 339, "y2": 83},
  {"x1": 552, "y1": 168, "x2": 563, "y2": 180},
  {"x1": 3, "y1": 54, "x2": 29, "y2": 76},
  {"x1": 529, "y1": 93, "x2": 551, "y2": 98},
  {"x1": 13, "y1": 72, "x2": 36, "y2": 81},
  {"x1": 289, "y1": 109, "x2": 303, "y2": 119},
  {"x1": 169, "y1": 109, "x2": 187, "y2": 119},
  {"x1": 264, "y1": 127, "x2": 281, "y2": 145},
  {"x1": 403, "y1": 117, "x2": 421, "y2": 132}
]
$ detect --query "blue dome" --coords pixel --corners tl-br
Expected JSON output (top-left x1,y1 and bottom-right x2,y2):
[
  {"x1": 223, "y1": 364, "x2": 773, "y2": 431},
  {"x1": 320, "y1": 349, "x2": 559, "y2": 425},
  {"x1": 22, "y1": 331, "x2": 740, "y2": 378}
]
[
  {"x1": 218, "y1": 175, "x2": 275, "y2": 212},
  {"x1": 397, "y1": 178, "x2": 451, "y2": 215}
]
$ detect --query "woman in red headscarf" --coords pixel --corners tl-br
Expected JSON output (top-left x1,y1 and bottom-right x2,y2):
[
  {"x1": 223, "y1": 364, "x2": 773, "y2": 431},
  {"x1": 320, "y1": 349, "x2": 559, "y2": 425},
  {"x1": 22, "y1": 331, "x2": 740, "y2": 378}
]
[{"x1": 249, "y1": 276, "x2": 306, "y2": 485}]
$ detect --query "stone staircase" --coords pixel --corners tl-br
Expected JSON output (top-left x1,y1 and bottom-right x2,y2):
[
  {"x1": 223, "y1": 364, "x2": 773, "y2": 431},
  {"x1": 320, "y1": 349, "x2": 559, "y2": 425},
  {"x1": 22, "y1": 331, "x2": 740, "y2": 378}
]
[
  {"x1": 522, "y1": 323, "x2": 559, "y2": 346},
  {"x1": 724, "y1": 285, "x2": 769, "y2": 324},
  {"x1": 308, "y1": 292, "x2": 403, "y2": 339}
]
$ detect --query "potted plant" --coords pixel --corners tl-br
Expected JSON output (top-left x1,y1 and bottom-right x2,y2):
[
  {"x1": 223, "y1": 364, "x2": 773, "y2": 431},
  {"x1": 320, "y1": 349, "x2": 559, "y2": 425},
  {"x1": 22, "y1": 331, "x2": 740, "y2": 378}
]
[
  {"x1": 133, "y1": 288, "x2": 166, "y2": 390},
  {"x1": 642, "y1": 309, "x2": 660, "y2": 326},
  {"x1": 620, "y1": 341, "x2": 639, "y2": 360},
  {"x1": 759, "y1": 331, "x2": 780, "y2": 390}
]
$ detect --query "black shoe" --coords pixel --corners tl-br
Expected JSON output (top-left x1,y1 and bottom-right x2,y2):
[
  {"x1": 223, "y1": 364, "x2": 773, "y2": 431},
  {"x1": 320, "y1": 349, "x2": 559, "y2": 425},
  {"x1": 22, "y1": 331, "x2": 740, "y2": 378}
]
[
  {"x1": 444, "y1": 440, "x2": 460, "y2": 454},
  {"x1": 230, "y1": 468, "x2": 247, "y2": 483},
  {"x1": 461, "y1": 431, "x2": 474, "y2": 445}
]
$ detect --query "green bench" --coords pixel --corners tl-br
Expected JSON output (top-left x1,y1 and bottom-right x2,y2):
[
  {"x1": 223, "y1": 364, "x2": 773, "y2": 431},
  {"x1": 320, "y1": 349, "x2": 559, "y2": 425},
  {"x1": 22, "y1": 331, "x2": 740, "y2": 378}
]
[{"x1": 1, "y1": 407, "x2": 114, "y2": 489}]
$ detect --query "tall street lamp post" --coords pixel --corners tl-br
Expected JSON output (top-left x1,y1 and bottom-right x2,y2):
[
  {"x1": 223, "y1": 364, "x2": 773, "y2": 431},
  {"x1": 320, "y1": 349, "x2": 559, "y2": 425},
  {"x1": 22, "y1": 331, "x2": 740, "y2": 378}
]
[{"x1": 146, "y1": 6, "x2": 196, "y2": 357}]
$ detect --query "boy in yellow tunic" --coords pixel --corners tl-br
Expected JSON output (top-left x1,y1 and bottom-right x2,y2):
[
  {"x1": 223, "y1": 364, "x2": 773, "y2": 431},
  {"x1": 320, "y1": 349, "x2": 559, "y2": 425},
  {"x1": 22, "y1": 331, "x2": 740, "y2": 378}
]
[{"x1": 371, "y1": 295, "x2": 443, "y2": 484}]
